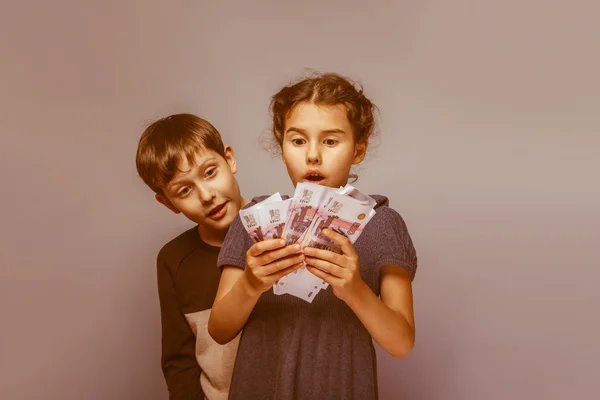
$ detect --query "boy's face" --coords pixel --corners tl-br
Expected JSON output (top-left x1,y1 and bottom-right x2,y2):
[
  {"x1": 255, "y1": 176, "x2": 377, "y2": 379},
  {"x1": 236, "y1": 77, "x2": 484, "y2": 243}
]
[{"x1": 155, "y1": 146, "x2": 243, "y2": 243}]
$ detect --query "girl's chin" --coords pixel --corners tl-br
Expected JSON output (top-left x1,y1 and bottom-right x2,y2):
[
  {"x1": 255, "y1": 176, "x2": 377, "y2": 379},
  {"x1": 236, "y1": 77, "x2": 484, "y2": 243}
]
[
  {"x1": 302, "y1": 181, "x2": 325, "y2": 186},
  {"x1": 294, "y1": 178, "x2": 340, "y2": 188}
]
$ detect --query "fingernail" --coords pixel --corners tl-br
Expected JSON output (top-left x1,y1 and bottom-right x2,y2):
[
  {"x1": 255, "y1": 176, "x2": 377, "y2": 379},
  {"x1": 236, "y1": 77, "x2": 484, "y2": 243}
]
[
  {"x1": 294, "y1": 244, "x2": 301, "y2": 251},
  {"x1": 280, "y1": 240, "x2": 286, "y2": 246},
  {"x1": 298, "y1": 254, "x2": 305, "y2": 260},
  {"x1": 322, "y1": 229, "x2": 329, "y2": 235}
]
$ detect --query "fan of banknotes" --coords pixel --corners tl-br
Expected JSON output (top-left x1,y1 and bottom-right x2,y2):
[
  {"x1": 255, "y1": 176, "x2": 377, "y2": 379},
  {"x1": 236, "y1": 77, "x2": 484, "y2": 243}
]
[{"x1": 239, "y1": 182, "x2": 377, "y2": 303}]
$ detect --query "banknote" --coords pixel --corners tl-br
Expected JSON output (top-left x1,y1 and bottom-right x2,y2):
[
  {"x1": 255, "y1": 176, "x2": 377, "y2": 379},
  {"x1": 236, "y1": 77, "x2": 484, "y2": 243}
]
[
  {"x1": 337, "y1": 184, "x2": 377, "y2": 208},
  {"x1": 273, "y1": 276, "x2": 321, "y2": 302},
  {"x1": 239, "y1": 208, "x2": 264, "y2": 243},
  {"x1": 238, "y1": 194, "x2": 292, "y2": 295},
  {"x1": 276, "y1": 183, "x2": 336, "y2": 289},
  {"x1": 239, "y1": 185, "x2": 377, "y2": 302},
  {"x1": 302, "y1": 193, "x2": 376, "y2": 252},
  {"x1": 239, "y1": 193, "x2": 282, "y2": 243},
  {"x1": 281, "y1": 182, "x2": 333, "y2": 245},
  {"x1": 294, "y1": 192, "x2": 376, "y2": 289},
  {"x1": 261, "y1": 198, "x2": 292, "y2": 240}
]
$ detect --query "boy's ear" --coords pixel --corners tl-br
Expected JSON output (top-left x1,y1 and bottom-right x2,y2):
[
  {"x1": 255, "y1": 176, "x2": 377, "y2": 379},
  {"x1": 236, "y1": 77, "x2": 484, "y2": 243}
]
[
  {"x1": 155, "y1": 193, "x2": 181, "y2": 214},
  {"x1": 352, "y1": 140, "x2": 368, "y2": 164},
  {"x1": 223, "y1": 145, "x2": 238, "y2": 174}
]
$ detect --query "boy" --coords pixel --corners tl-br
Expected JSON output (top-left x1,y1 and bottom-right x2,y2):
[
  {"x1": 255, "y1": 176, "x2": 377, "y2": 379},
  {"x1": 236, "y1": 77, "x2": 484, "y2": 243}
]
[{"x1": 135, "y1": 114, "x2": 247, "y2": 400}]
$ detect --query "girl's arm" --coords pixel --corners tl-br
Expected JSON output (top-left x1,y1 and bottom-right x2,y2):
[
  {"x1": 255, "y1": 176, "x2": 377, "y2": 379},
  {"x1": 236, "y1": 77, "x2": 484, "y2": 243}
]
[
  {"x1": 208, "y1": 240, "x2": 304, "y2": 344},
  {"x1": 344, "y1": 265, "x2": 415, "y2": 358},
  {"x1": 304, "y1": 229, "x2": 415, "y2": 358},
  {"x1": 208, "y1": 266, "x2": 257, "y2": 345}
]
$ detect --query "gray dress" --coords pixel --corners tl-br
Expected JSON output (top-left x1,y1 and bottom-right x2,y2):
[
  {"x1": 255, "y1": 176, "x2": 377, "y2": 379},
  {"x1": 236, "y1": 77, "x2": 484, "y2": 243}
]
[{"x1": 217, "y1": 195, "x2": 417, "y2": 400}]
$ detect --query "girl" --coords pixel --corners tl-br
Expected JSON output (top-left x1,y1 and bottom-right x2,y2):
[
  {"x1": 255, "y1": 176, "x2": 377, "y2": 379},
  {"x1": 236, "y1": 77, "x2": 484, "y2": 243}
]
[{"x1": 208, "y1": 73, "x2": 418, "y2": 400}]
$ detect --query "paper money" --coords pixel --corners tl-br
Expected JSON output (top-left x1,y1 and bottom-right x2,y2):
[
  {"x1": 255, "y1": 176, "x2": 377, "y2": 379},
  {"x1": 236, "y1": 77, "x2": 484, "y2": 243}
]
[
  {"x1": 281, "y1": 182, "x2": 332, "y2": 245},
  {"x1": 238, "y1": 194, "x2": 292, "y2": 296},
  {"x1": 239, "y1": 208, "x2": 264, "y2": 243},
  {"x1": 239, "y1": 193, "x2": 283, "y2": 243},
  {"x1": 337, "y1": 184, "x2": 377, "y2": 208},
  {"x1": 295, "y1": 190, "x2": 376, "y2": 289},
  {"x1": 262, "y1": 198, "x2": 292, "y2": 240},
  {"x1": 277, "y1": 183, "x2": 336, "y2": 290},
  {"x1": 273, "y1": 277, "x2": 320, "y2": 303},
  {"x1": 301, "y1": 193, "x2": 376, "y2": 253},
  {"x1": 238, "y1": 184, "x2": 377, "y2": 302}
]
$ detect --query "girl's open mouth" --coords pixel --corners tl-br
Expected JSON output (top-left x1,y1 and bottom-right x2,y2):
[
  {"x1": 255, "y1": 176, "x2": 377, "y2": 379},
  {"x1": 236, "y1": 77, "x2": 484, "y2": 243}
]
[{"x1": 303, "y1": 171, "x2": 325, "y2": 184}]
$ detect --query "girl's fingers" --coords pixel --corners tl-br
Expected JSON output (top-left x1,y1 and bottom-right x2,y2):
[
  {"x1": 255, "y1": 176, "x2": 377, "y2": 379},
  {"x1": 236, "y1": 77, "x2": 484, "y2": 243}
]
[
  {"x1": 271, "y1": 261, "x2": 304, "y2": 282},
  {"x1": 321, "y1": 229, "x2": 357, "y2": 257},
  {"x1": 258, "y1": 243, "x2": 302, "y2": 266},
  {"x1": 263, "y1": 253, "x2": 305, "y2": 276},
  {"x1": 248, "y1": 239, "x2": 286, "y2": 257},
  {"x1": 302, "y1": 246, "x2": 345, "y2": 266},
  {"x1": 305, "y1": 265, "x2": 336, "y2": 286},
  {"x1": 304, "y1": 256, "x2": 345, "y2": 278}
]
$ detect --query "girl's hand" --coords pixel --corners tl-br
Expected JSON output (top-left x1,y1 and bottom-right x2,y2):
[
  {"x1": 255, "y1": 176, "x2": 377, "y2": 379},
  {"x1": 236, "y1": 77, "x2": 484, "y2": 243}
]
[
  {"x1": 303, "y1": 229, "x2": 367, "y2": 303},
  {"x1": 243, "y1": 239, "x2": 304, "y2": 296}
]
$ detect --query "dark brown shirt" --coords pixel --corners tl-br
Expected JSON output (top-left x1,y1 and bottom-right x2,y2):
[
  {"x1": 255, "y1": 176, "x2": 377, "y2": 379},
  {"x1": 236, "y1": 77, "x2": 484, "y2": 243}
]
[
  {"x1": 157, "y1": 226, "x2": 240, "y2": 400},
  {"x1": 218, "y1": 195, "x2": 417, "y2": 400}
]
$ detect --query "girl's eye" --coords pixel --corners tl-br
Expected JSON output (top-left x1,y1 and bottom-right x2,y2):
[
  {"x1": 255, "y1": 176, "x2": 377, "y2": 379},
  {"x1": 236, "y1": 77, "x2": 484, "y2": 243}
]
[
  {"x1": 291, "y1": 138, "x2": 305, "y2": 146},
  {"x1": 324, "y1": 139, "x2": 337, "y2": 146},
  {"x1": 205, "y1": 167, "x2": 217, "y2": 178},
  {"x1": 178, "y1": 187, "x2": 191, "y2": 197}
]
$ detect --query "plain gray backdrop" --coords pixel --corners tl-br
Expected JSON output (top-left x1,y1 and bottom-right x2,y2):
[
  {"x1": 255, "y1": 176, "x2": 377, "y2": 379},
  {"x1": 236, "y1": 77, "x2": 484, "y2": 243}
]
[{"x1": 1, "y1": 1, "x2": 598, "y2": 399}]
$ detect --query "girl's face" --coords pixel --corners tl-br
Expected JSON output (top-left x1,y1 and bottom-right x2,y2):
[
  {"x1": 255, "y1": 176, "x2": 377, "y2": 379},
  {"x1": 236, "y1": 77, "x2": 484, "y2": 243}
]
[{"x1": 281, "y1": 102, "x2": 367, "y2": 188}]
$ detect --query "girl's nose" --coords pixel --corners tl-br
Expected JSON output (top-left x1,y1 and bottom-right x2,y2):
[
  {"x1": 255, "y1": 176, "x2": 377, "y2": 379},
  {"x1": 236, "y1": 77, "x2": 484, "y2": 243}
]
[
  {"x1": 307, "y1": 154, "x2": 320, "y2": 164},
  {"x1": 306, "y1": 144, "x2": 320, "y2": 165}
]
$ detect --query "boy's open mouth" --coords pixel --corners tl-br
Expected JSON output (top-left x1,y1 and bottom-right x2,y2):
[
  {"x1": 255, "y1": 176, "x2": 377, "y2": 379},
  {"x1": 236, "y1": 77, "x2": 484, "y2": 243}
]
[
  {"x1": 207, "y1": 202, "x2": 228, "y2": 219},
  {"x1": 303, "y1": 170, "x2": 325, "y2": 184}
]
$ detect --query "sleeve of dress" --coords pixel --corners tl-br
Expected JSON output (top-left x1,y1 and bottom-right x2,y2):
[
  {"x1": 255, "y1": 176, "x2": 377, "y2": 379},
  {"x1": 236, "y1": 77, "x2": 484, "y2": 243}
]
[
  {"x1": 374, "y1": 207, "x2": 418, "y2": 281},
  {"x1": 217, "y1": 213, "x2": 252, "y2": 270},
  {"x1": 156, "y1": 252, "x2": 204, "y2": 400}
]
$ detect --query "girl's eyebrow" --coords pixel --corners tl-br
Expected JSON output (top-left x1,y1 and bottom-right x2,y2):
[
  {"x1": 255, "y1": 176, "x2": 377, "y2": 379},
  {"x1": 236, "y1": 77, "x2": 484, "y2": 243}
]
[
  {"x1": 285, "y1": 127, "x2": 346, "y2": 135},
  {"x1": 320, "y1": 129, "x2": 346, "y2": 135},
  {"x1": 284, "y1": 127, "x2": 306, "y2": 135}
]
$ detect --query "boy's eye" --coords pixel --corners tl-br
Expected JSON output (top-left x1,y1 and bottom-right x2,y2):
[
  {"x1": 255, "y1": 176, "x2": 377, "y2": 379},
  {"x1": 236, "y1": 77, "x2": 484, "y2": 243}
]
[
  {"x1": 324, "y1": 139, "x2": 338, "y2": 146},
  {"x1": 291, "y1": 138, "x2": 306, "y2": 146},
  {"x1": 205, "y1": 167, "x2": 217, "y2": 178},
  {"x1": 178, "y1": 187, "x2": 191, "y2": 197}
]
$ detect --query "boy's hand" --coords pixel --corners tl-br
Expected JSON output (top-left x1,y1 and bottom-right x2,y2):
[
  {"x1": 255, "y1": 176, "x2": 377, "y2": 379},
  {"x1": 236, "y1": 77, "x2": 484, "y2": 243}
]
[
  {"x1": 242, "y1": 239, "x2": 304, "y2": 296},
  {"x1": 303, "y1": 229, "x2": 368, "y2": 304}
]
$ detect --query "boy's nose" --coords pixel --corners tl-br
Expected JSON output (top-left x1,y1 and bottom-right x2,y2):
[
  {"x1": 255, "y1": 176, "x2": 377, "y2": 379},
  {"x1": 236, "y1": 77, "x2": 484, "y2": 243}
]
[{"x1": 197, "y1": 186, "x2": 215, "y2": 203}]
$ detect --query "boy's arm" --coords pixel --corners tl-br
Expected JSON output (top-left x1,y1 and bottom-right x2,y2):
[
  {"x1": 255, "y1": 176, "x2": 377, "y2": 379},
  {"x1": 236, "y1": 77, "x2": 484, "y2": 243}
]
[{"x1": 157, "y1": 257, "x2": 204, "y2": 400}]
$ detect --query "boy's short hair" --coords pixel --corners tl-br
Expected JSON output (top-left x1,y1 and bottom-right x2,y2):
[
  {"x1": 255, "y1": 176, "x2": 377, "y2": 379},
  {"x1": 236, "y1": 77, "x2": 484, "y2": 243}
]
[{"x1": 136, "y1": 113, "x2": 226, "y2": 194}]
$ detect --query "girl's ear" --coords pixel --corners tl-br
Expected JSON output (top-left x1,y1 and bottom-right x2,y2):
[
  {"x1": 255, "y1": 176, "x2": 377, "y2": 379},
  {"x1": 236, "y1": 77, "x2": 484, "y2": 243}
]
[
  {"x1": 352, "y1": 140, "x2": 368, "y2": 164},
  {"x1": 223, "y1": 145, "x2": 238, "y2": 174}
]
